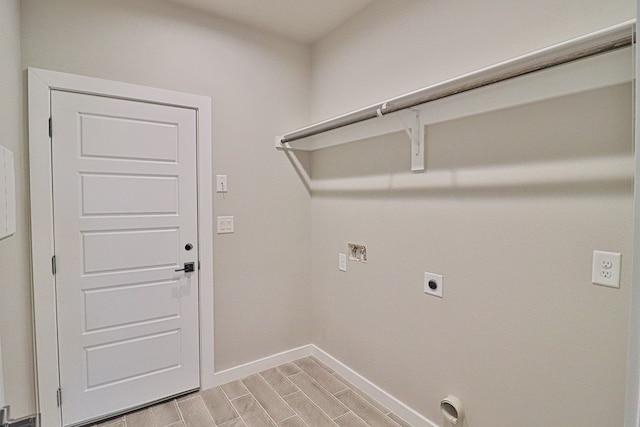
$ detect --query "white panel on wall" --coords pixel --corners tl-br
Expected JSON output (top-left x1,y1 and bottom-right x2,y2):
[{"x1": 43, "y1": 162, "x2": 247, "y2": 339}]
[{"x1": 0, "y1": 145, "x2": 16, "y2": 240}]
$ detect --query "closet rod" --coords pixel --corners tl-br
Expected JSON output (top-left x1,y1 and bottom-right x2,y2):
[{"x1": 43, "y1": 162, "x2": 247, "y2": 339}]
[{"x1": 279, "y1": 21, "x2": 635, "y2": 145}]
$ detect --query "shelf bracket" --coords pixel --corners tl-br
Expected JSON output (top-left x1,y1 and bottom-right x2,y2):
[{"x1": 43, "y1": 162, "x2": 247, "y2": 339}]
[{"x1": 403, "y1": 109, "x2": 424, "y2": 172}]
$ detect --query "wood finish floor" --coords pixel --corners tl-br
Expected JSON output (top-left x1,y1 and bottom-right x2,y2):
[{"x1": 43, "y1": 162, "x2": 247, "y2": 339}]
[{"x1": 90, "y1": 357, "x2": 412, "y2": 427}]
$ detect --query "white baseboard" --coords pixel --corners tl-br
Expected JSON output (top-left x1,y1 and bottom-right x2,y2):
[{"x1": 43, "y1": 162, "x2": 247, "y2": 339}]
[
  {"x1": 210, "y1": 345, "x2": 314, "y2": 386},
  {"x1": 310, "y1": 345, "x2": 439, "y2": 427},
  {"x1": 209, "y1": 344, "x2": 439, "y2": 427}
]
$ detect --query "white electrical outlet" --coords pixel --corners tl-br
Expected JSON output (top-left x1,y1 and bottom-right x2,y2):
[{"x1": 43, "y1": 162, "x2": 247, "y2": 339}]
[
  {"x1": 424, "y1": 272, "x2": 443, "y2": 298},
  {"x1": 338, "y1": 253, "x2": 347, "y2": 272},
  {"x1": 592, "y1": 250, "x2": 621, "y2": 288}
]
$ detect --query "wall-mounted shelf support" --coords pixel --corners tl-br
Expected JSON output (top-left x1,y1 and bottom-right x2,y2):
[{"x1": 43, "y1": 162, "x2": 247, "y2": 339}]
[
  {"x1": 407, "y1": 109, "x2": 424, "y2": 172},
  {"x1": 276, "y1": 20, "x2": 635, "y2": 173}
]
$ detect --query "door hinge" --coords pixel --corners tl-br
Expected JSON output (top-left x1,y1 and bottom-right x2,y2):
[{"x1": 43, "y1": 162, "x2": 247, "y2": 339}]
[
  {"x1": 48, "y1": 117, "x2": 52, "y2": 138},
  {"x1": 198, "y1": 260, "x2": 201, "y2": 270},
  {"x1": 51, "y1": 255, "x2": 56, "y2": 275},
  {"x1": 56, "y1": 388, "x2": 62, "y2": 407}
]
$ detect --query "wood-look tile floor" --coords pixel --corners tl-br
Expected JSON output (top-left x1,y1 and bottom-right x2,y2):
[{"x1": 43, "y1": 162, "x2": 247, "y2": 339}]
[{"x1": 91, "y1": 357, "x2": 412, "y2": 427}]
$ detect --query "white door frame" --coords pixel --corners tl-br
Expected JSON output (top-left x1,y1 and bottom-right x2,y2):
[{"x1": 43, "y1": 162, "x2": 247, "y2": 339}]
[{"x1": 28, "y1": 67, "x2": 215, "y2": 427}]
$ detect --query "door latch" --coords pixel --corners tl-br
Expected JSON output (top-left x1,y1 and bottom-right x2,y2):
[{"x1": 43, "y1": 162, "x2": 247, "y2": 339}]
[{"x1": 175, "y1": 262, "x2": 195, "y2": 273}]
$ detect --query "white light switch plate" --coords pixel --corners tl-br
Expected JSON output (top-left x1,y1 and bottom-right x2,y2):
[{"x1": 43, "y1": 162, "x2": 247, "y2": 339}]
[
  {"x1": 216, "y1": 175, "x2": 228, "y2": 193},
  {"x1": 338, "y1": 253, "x2": 347, "y2": 272},
  {"x1": 217, "y1": 216, "x2": 234, "y2": 234}
]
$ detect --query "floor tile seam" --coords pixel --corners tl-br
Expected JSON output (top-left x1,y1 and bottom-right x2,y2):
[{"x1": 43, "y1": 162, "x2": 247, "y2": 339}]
[
  {"x1": 290, "y1": 383, "x2": 337, "y2": 421},
  {"x1": 331, "y1": 410, "x2": 359, "y2": 423},
  {"x1": 250, "y1": 370, "x2": 299, "y2": 421},
  {"x1": 219, "y1": 383, "x2": 251, "y2": 402},
  {"x1": 240, "y1": 386, "x2": 283, "y2": 426},
  {"x1": 175, "y1": 398, "x2": 185, "y2": 426},
  {"x1": 280, "y1": 390, "x2": 299, "y2": 399},
  {"x1": 329, "y1": 374, "x2": 391, "y2": 415},
  {"x1": 386, "y1": 413, "x2": 411, "y2": 427},
  {"x1": 229, "y1": 402, "x2": 250, "y2": 427},
  {"x1": 178, "y1": 395, "x2": 217, "y2": 427},
  {"x1": 308, "y1": 357, "x2": 336, "y2": 375},
  {"x1": 274, "y1": 365, "x2": 300, "y2": 378},
  {"x1": 258, "y1": 369, "x2": 299, "y2": 399},
  {"x1": 335, "y1": 410, "x2": 372, "y2": 427},
  {"x1": 279, "y1": 391, "x2": 304, "y2": 420},
  {"x1": 334, "y1": 388, "x2": 382, "y2": 425},
  {"x1": 292, "y1": 376, "x2": 351, "y2": 420},
  {"x1": 287, "y1": 389, "x2": 343, "y2": 426},
  {"x1": 384, "y1": 414, "x2": 403, "y2": 427},
  {"x1": 277, "y1": 414, "x2": 309, "y2": 427},
  {"x1": 227, "y1": 393, "x2": 253, "y2": 427},
  {"x1": 290, "y1": 371, "x2": 350, "y2": 413},
  {"x1": 334, "y1": 390, "x2": 402, "y2": 427},
  {"x1": 151, "y1": 399, "x2": 182, "y2": 427},
  {"x1": 292, "y1": 359, "x2": 349, "y2": 395},
  {"x1": 215, "y1": 386, "x2": 243, "y2": 425}
]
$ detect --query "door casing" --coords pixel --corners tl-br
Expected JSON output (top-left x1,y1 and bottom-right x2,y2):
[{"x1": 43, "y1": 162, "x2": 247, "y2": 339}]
[{"x1": 28, "y1": 68, "x2": 214, "y2": 427}]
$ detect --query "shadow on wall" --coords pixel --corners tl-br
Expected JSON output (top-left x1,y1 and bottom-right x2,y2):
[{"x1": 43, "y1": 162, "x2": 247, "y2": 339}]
[{"x1": 284, "y1": 83, "x2": 633, "y2": 199}]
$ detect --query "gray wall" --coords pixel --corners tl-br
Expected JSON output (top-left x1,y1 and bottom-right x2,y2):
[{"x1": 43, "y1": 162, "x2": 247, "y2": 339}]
[
  {"x1": 3, "y1": 1, "x2": 637, "y2": 424},
  {"x1": 0, "y1": 0, "x2": 34, "y2": 417},
  {"x1": 309, "y1": 1, "x2": 635, "y2": 426},
  {"x1": 8, "y1": 0, "x2": 313, "y2": 417}
]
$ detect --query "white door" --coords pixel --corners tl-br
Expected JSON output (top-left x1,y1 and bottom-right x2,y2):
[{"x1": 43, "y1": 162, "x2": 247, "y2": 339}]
[{"x1": 51, "y1": 90, "x2": 200, "y2": 426}]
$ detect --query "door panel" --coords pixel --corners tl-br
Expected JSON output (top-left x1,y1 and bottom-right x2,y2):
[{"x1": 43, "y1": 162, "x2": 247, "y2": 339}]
[
  {"x1": 85, "y1": 330, "x2": 181, "y2": 388},
  {"x1": 82, "y1": 228, "x2": 180, "y2": 273},
  {"x1": 84, "y1": 280, "x2": 180, "y2": 331},
  {"x1": 51, "y1": 90, "x2": 200, "y2": 426},
  {"x1": 79, "y1": 113, "x2": 179, "y2": 162},
  {"x1": 81, "y1": 174, "x2": 179, "y2": 215}
]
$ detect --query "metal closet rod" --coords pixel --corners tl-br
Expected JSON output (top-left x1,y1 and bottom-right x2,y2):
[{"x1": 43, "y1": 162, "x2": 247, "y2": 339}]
[{"x1": 280, "y1": 21, "x2": 635, "y2": 145}]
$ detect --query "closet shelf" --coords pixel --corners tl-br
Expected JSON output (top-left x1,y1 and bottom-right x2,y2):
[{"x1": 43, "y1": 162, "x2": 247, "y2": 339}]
[{"x1": 276, "y1": 20, "x2": 635, "y2": 172}]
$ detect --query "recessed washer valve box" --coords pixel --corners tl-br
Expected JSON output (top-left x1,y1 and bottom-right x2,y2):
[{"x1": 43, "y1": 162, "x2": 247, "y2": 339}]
[{"x1": 348, "y1": 243, "x2": 367, "y2": 262}]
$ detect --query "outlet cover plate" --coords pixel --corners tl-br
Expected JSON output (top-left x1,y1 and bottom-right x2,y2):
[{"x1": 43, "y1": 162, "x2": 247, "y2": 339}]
[
  {"x1": 424, "y1": 272, "x2": 443, "y2": 298},
  {"x1": 592, "y1": 250, "x2": 621, "y2": 288}
]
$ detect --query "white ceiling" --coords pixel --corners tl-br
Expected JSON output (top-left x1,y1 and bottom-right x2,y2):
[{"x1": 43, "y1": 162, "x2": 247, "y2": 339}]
[{"x1": 167, "y1": 0, "x2": 374, "y2": 44}]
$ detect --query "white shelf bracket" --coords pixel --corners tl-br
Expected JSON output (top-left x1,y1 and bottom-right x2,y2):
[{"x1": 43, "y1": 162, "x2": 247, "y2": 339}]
[{"x1": 402, "y1": 109, "x2": 424, "y2": 171}]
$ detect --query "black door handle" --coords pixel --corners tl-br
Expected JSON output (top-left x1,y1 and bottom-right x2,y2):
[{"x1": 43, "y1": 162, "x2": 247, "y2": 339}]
[{"x1": 175, "y1": 262, "x2": 195, "y2": 273}]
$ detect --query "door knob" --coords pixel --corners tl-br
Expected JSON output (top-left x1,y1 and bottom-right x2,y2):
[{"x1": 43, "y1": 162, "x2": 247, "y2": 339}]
[{"x1": 175, "y1": 262, "x2": 195, "y2": 273}]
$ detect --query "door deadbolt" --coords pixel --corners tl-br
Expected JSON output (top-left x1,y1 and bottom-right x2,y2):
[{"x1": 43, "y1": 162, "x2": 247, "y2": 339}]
[
  {"x1": 175, "y1": 262, "x2": 195, "y2": 273},
  {"x1": 185, "y1": 243, "x2": 193, "y2": 251}
]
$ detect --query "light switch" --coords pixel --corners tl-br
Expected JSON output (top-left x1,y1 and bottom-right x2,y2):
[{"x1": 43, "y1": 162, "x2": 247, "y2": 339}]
[
  {"x1": 217, "y1": 216, "x2": 234, "y2": 234},
  {"x1": 338, "y1": 253, "x2": 347, "y2": 272},
  {"x1": 216, "y1": 175, "x2": 228, "y2": 193}
]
